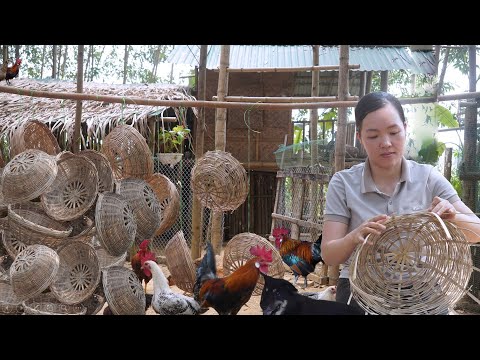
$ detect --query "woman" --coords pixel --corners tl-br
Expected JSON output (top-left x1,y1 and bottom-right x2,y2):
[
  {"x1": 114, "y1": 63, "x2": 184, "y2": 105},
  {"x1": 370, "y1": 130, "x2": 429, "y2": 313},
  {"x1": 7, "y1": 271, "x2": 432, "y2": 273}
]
[{"x1": 321, "y1": 91, "x2": 480, "y2": 312}]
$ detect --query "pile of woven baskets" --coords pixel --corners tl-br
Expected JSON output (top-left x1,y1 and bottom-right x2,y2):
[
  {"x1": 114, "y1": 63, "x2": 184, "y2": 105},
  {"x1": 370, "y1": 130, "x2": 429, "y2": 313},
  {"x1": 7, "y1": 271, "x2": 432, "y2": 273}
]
[{"x1": 0, "y1": 122, "x2": 180, "y2": 315}]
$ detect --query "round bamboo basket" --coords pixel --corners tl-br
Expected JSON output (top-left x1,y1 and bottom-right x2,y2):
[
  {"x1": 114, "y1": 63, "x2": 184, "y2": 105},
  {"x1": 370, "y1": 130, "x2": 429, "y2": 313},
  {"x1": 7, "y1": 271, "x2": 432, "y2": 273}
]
[
  {"x1": 165, "y1": 231, "x2": 196, "y2": 293},
  {"x1": 6, "y1": 203, "x2": 72, "y2": 249},
  {"x1": 9, "y1": 244, "x2": 60, "y2": 301},
  {"x1": 191, "y1": 150, "x2": 248, "y2": 212},
  {"x1": 115, "y1": 178, "x2": 161, "y2": 241},
  {"x1": 23, "y1": 292, "x2": 87, "y2": 315},
  {"x1": 66, "y1": 215, "x2": 95, "y2": 243},
  {"x1": 349, "y1": 212, "x2": 473, "y2": 315},
  {"x1": 10, "y1": 120, "x2": 61, "y2": 159},
  {"x1": 1, "y1": 230, "x2": 28, "y2": 258},
  {"x1": 50, "y1": 241, "x2": 101, "y2": 305},
  {"x1": 146, "y1": 173, "x2": 180, "y2": 236},
  {"x1": 101, "y1": 124, "x2": 154, "y2": 180},
  {"x1": 0, "y1": 281, "x2": 24, "y2": 314},
  {"x1": 102, "y1": 265, "x2": 146, "y2": 315},
  {"x1": 95, "y1": 245, "x2": 127, "y2": 269},
  {"x1": 2, "y1": 149, "x2": 58, "y2": 204},
  {"x1": 95, "y1": 192, "x2": 137, "y2": 257},
  {"x1": 223, "y1": 232, "x2": 285, "y2": 296},
  {"x1": 41, "y1": 154, "x2": 99, "y2": 221},
  {"x1": 79, "y1": 150, "x2": 115, "y2": 193}
]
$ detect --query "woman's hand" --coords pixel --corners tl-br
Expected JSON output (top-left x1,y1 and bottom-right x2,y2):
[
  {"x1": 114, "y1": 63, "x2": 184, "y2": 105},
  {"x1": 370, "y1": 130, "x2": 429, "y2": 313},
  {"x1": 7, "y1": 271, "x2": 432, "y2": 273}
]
[
  {"x1": 427, "y1": 196, "x2": 456, "y2": 219},
  {"x1": 349, "y1": 214, "x2": 389, "y2": 246}
]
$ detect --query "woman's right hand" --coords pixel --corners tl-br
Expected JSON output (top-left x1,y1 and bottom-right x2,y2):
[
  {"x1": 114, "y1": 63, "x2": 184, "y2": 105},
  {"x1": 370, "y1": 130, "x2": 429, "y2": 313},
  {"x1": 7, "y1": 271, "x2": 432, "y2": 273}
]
[{"x1": 349, "y1": 214, "x2": 389, "y2": 246}]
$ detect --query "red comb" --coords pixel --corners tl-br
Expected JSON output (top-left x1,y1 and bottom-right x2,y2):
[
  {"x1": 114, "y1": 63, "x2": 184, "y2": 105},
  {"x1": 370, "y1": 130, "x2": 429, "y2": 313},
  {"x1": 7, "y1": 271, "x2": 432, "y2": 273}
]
[
  {"x1": 140, "y1": 251, "x2": 156, "y2": 266},
  {"x1": 139, "y1": 239, "x2": 150, "y2": 250},
  {"x1": 249, "y1": 244, "x2": 273, "y2": 263},
  {"x1": 272, "y1": 227, "x2": 289, "y2": 238}
]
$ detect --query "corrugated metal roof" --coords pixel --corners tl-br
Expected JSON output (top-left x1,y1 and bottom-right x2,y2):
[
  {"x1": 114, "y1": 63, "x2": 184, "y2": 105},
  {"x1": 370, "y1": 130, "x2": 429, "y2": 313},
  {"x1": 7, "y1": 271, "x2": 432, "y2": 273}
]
[{"x1": 167, "y1": 45, "x2": 435, "y2": 74}]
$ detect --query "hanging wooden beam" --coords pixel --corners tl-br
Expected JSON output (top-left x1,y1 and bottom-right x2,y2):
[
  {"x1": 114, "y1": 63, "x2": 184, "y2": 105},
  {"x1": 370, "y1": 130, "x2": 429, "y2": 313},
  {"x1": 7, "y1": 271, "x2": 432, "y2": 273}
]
[
  {"x1": 212, "y1": 95, "x2": 359, "y2": 102},
  {"x1": 223, "y1": 64, "x2": 361, "y2": 73}
]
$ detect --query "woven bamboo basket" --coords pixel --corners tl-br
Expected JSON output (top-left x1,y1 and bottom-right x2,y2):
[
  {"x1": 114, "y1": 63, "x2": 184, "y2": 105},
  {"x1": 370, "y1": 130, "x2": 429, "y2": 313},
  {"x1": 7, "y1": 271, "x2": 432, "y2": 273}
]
[
  {"x1": 223, "y1": 232, "x2": 285, "y2": 296},
  {"x1": 23, "y1": 292, "x2": 87, "y2": 315},
  {"x1": 41, "y1": 154, "x2": 99, "y2": 221},
  {"x1": 1, "y1": 230, "x2": 28, "y2": 258},
  {"x1": 146, "y1": 173, "x2": 180, "y2": 236},
  {"x1": 2, "y1": 149, "x2": 58, "y2": 204},
  {"x1": 349, "y1": 212, "x2": 474, "y2": 315},
  {"x1": 95, "y1": 245, "x2": 127, "y2": 269},
  {"x1": 10, "y1": 120, "x2": 61, "y2": 159},
  {"x1": 115, "y1": 178, "x2": 161, "y2": 241},
  {"x1": 165, "y1": 231, "x2": 196, "y2": 293},
  {"x1": 0, "y1": 167, "x2": 7, "y2": 214},
  {"x1": 102, "y1": 265, "x2": 146, "y2": 315},
  {"x1": 80, "y1": 292, "x2": 106, "y2": 315},
  {"x1": 95, "y1": 192, "x2": 137, "y2": 257},
  {"x1": 101, "y1": 125, "x2": 154, "y2": 180},
  {"x1": 0, "y1": 281, "x2": 24, "y2": 314},
  {"x1": 79, "y1": 150, "x2": 115, "y2": 193},
  {"x1": 9, "y1": 244, "x2": 60, "y2": 301},
  {"x1": 191, "y1": 150, "x2": 248, "y2": 212},
  {"x1": 5, "y1": 203, "x2": 72, "y2": 249},
  {"x1": 50, "y1": 241, "x2": 101, "y2": 305}
]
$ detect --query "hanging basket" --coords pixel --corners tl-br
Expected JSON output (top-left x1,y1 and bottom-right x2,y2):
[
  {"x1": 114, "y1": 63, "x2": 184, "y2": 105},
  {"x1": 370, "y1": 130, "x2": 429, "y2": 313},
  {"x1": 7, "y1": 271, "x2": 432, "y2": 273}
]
[
  {"x1": 79, "y1": 150, "x2": 115, "y2": 193},
  {"x1": 10, "y1": 120, "x2": 61, "y2": 159},
  {"x1": 190, "y1": 150, "x2": 248, "y2": 212},
  {"x1": 165, "y1": 231, "x2": 196, "y2": 294},
  {"x1": 157, "y1": 153, "x2": 183, "y2": 168},
  {"x1": 349, "y1": 212, "x2": 473, "y2": 315}
]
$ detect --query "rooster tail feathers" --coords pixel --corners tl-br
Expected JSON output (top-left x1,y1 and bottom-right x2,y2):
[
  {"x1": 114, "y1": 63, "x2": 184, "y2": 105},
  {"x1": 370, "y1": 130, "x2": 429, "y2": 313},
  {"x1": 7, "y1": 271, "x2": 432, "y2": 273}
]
[
  {"x1": 312, "y1": 233, "x2": 323, "y2": 264},
  {"x1": 193, "y1": 242, "x2": 217, "y2": 301}
]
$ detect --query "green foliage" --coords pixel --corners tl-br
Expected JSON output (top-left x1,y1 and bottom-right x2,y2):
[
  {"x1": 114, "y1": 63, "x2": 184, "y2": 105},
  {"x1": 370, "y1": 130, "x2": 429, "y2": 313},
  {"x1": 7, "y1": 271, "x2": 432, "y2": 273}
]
[
  {"x1": 450, "y1": 172, "x2": 462, "y2": 197},
  {"x1": 417, "y1": 138, "x2": 446, "y2": 165},
  {"x1": 159, "y1": 125, "x2": 190, "y2": 153}
]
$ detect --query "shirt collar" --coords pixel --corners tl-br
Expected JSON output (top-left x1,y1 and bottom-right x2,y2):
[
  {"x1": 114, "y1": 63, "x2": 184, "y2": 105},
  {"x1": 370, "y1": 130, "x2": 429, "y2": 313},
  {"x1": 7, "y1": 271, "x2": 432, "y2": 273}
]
[{"x1": 361, "y1": 156, "x2": 410, "y2": 193}]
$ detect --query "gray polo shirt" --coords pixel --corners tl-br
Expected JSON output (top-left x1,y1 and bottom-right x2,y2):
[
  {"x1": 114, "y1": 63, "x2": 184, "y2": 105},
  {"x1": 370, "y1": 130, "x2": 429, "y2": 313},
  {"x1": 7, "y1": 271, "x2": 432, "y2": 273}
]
[{"x1": 324, "y1": 157, "x2": 460, "y2": 279}]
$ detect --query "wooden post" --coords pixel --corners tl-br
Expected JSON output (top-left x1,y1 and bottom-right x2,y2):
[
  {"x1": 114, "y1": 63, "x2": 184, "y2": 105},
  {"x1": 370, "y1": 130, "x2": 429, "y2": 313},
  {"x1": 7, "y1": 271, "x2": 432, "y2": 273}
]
[
  {"x1": 191, "y1": 45, "x2": 207, "y2": 260},
  {"x1": 365, "y1": 71, "x2": 372, "y2": 94},
  {"x1": 359, "y1": 71, "x2": 366, "y2": 98},
  {"x1": 444, "y1": 147, "x2": 452, "y2": 182},
  {"x1": 73, "y1": 45, "x2": 84, "y2": 154},
  {"x1": 380, "y1": 70, "x2": 388, "y2": 92},
  {"x1": 330, "y1": 45, "x2": 350, "y2": 286},
  {"x1": 211, "y1": 45, "x2": 230, "y2": 255},
  {"x1": 463, "y1": 45, "x2": 477, "y2": 211},
  {"x1": 310, "y1": 45, "x2": 319, "y2": 165}
]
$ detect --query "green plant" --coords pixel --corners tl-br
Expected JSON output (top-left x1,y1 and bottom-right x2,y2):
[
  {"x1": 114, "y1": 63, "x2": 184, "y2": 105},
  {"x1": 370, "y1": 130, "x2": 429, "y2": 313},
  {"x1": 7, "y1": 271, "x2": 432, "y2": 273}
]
[{"x1": 159, "y1": 125, "x2": 190, "y2": 153}]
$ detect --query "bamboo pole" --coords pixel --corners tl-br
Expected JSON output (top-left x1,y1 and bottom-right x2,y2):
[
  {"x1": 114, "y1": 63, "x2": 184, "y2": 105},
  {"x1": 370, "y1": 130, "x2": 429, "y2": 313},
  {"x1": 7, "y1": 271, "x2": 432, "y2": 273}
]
[
  {"x1": 310, "y1": 45, "x2": 319, "y2": 165},
  {"x1": 73, "y1": 45, "x2": 84, "y2": 154},
  {"x1": 211, "y1": 45, "x2": 230, "y2": 255},
  {"x1": 191, "y1": 45, "x2": 207, "y2": 260},
  {"x1": 223, "y1": 64, "x2": 360, "y2": 73},
  {"x1": 212, "y1": 95, "x2": 359, "y2": 102},
  {"x1": 444, "y1": 147, "x2": 452, "y2": 182},
  {"x1": 2, "y1": 83, "x2": 478, "y2": 110}
]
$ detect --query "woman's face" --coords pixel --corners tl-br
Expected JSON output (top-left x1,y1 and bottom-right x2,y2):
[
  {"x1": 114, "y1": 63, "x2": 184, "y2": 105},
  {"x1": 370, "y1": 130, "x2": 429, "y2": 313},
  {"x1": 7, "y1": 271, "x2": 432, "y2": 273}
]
[{"x1": 357, "y1": 103, "x2": 406, "y2": 169}]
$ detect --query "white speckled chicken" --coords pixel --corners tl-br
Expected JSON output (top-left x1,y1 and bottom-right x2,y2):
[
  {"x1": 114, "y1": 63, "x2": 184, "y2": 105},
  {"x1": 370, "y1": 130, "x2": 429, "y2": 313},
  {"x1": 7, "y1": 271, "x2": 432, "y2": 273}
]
[{"x1": 142, "y1": 260, "x2": 201, "y2": 315}]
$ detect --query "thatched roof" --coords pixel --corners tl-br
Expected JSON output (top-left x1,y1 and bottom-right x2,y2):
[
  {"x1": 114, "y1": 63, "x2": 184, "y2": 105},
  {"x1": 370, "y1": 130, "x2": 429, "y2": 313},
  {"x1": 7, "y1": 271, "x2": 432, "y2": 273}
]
[{"x1": 0, "y1": 78, "x2": 198, "y2": 151}]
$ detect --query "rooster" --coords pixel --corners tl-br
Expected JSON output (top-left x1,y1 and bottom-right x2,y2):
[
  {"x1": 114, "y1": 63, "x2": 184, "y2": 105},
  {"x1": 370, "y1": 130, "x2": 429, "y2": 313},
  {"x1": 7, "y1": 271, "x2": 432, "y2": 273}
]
[
  {"x1": 260, "y1": 273, "x2": 364, "y2": 315},
  {"x1": 141, "y1": 259, "x2": 200, "y2": 315},
  {"x1": 301, "y1": 286, "x2": 336, "y2": 301},
  {"x1": 131, "y1": 239, "x2": 156, "y2": 292},
  {"x1": 193, "y1": 242, "x2": 273, "y2": 315},
  {"x1": 0, "y1": 58, "x2": 21, "y2": 85},
  {"x1": 273, "y1": 227, "x2": 323, "y2": 288}
]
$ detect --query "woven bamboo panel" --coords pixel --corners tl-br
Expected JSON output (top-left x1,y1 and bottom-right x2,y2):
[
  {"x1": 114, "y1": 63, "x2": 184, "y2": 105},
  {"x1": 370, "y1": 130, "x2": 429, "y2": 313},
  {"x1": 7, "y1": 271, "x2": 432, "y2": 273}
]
[
  {"x1": 115, "y1": 178, "x2": 161, "y2": 241},
  {"x1": 165, "y1": 231, "x2": 196, "y2": 293},
  {"x1": 102, "y1": 265, "x2": 146, "y2": 315},
  {"x1": 349, "y1": 212, "x2": 473, "y2": 315},
  {"x1": 223, "y1": 232, "x2": 285, "y2": 296},
  {"x1": 10, "y1": 120, "x2": 61, "y2": 159},
  {"x1": 146, "y1": 173, "x2": 180, "y2": 236},
  {"x1": 101, "y1": 125, "x2": 154, "y2": 180},
  {"x1": 41, "y1": 154, "x2": 99, "y2": 221},
  {"x1": 95, "y1": 192, "x2": 137, "y2": 257},
  {"x1": 23, "y1": 292, "x2": 87, "y2": 315},
  {"x1": 7, "y1": 203, "x2": 73, "y2": 249},
  {"x1": 9, "y1": 244, "x2": 60, "y2": 301},
  {"x1": 191, "y1": 150, "x2": 248, "y2": 212},
  {"x1": 2, "y1": 149, "x2": 58, "y2": 204},
  {"x1": 50, "y1": 241, "x2": 101, "y2": 305},
  {"x1": 80, "y1": 150, "x2": 115, "y2": 193}
]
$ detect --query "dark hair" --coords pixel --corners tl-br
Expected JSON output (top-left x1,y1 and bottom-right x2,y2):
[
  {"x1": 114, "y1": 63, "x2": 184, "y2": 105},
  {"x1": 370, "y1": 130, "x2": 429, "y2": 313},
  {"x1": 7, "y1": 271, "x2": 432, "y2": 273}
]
[{"x1": 355, "y1": 91, "x2": 405, "y2": 131}]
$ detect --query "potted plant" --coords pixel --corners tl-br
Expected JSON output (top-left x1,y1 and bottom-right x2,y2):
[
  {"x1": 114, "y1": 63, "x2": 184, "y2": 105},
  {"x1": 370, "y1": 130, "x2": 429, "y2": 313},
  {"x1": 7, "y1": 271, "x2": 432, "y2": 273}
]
[{"x1": 157, "y1": 125, "x2": 190, "y2": 167}]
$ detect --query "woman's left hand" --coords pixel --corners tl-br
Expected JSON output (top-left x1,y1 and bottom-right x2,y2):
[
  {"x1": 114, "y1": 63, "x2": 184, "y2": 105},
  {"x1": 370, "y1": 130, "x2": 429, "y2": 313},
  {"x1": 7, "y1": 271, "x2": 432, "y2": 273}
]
[{"x1": 427, "y1": 196, "x2": 456, "y2": 219}]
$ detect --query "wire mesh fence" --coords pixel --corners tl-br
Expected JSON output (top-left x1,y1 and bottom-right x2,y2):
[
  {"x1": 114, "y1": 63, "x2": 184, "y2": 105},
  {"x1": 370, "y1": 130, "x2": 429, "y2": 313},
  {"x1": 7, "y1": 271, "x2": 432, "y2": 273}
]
[{"x1": 149, "y1": 156, "x2": 221, "y2": 256}]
